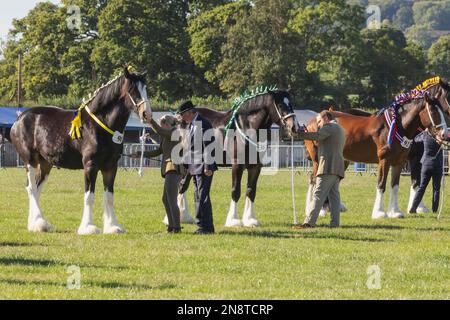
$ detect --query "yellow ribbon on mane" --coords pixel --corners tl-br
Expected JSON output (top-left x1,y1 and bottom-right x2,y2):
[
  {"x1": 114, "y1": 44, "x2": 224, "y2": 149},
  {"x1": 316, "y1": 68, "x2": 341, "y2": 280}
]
[{"x1": 415, "y1": 76, "x2": 441, "y2": 91}]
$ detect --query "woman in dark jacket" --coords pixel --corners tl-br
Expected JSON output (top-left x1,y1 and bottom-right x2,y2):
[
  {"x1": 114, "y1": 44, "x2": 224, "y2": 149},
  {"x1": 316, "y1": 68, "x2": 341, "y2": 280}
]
[
  {"x1": 409, "y1": 131, "x2": 444, "y2": 214},
  {"x1": 136, "y1": 115, "x2": 183, "y2": 233}
]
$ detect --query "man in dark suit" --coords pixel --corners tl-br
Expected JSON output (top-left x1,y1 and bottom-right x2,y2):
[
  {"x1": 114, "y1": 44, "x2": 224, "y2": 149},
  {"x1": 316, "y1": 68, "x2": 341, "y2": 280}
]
[{"x1": 178, "y1": 101, "x2": 217, "y2": 234}]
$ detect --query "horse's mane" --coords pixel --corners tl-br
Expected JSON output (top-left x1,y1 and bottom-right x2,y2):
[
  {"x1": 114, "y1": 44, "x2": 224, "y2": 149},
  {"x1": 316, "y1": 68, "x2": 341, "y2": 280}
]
[
  {"x1": 238, "y1": 93, "x2": 274, "y2": 115},
  {"x1": 88, "y1": 74, "x2": 128, "y2": 113}
]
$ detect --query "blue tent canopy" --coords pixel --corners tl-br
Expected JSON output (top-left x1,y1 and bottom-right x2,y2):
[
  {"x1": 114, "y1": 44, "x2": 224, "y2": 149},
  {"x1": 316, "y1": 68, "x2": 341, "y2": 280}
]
[{"x1": 0, "y1": 107, "x2": 28, "y2": 128}]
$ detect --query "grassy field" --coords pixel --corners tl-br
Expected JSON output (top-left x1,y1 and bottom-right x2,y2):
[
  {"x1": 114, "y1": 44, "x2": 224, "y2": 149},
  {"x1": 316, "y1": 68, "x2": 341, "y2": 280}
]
[{"x1": 0, "y1": 168, "x2": 449, "y2": 300}]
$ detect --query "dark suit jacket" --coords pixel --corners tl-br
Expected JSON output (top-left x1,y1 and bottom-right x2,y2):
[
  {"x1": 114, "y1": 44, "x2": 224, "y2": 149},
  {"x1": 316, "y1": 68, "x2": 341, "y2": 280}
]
[{"x1": 186, "y1": 113, "x2": 218, "y2": 175}]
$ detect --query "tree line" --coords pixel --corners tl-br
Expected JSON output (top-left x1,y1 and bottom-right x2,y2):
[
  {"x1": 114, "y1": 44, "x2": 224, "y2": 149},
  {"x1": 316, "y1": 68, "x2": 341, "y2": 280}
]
[{"x1": 0, "y1": 0, "x2": 449, "y2": 111}]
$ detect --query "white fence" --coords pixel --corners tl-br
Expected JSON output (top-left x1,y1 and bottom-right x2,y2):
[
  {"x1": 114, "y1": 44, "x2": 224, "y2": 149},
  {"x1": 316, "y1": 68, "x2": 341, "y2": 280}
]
[{"x1": 1, "y1": 141, "x2": 449, "y2": 174}]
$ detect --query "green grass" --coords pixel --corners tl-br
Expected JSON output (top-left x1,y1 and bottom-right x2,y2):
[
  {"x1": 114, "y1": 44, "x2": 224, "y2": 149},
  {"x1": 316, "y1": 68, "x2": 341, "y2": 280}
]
[{"x1": 0, "y1": 168, "x2": 449, "y2": 300}]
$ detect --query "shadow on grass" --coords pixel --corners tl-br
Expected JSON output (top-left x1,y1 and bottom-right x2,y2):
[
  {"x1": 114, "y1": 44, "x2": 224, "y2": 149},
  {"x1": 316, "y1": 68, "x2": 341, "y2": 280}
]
[
  {"x1": 0, "y1": 257, "x2": 61, "y2": 267},
  {"x1": 339, "y1": 224, "x2": 404, "y2": 230},
  {"x1": 0, "y1": 278, "x2": 177, "y2": 291},
  {"x1": 0, "y1": 242, "x2": 42, "y2": 247},
  {"x1": 219, "y1": 229, "x2": 390, "y2": 243},
  {"x1": 0, "y1": 257, "x2": 129, "y2": 271}
]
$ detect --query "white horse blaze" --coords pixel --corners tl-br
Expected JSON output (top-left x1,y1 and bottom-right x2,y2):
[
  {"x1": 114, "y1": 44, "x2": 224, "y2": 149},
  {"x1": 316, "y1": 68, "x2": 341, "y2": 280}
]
[
  {"x1": 242, "y1": 197, "x2": 260, "y2": 227},
  {"x1": 225, "y1": 200, "x2": 242, "y2": 227},
  {"x1": 372, "y1": 188, "x2": 387, "y2": 219},
  {"x1": 103, "y1": 191, "x2": 125, "y2": 234},
  {"x1": 137, "y1": 82, "x2": 152, "y2": 118},
  {"x1": 26, "y1": 165, "x2": 53, "y2": 232}
]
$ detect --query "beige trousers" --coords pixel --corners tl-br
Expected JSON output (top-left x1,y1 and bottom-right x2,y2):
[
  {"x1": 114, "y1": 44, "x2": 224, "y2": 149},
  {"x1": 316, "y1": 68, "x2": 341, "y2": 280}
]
[{"x1": 305, "y1": 174, "x2": 341, "y2": 227}]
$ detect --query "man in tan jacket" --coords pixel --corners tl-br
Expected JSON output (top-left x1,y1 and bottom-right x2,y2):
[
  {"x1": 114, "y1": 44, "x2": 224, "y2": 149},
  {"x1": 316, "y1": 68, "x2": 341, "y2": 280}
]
[{"x1": 294, "y1": 111, "x2": 346, "y2": 229}]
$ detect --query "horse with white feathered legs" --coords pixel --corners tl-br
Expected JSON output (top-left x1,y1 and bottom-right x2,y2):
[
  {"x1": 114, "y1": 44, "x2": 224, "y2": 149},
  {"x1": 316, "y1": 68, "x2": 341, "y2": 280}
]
[
  {"x1": 9, "y1": 68, "x2": 152, "y2": 234},
  {"x1": 304, "y1": 78, "x2": 450, "y2": 219},
  {"x1": 169, "y1": 88, "x2": 301, "y2": 228}
]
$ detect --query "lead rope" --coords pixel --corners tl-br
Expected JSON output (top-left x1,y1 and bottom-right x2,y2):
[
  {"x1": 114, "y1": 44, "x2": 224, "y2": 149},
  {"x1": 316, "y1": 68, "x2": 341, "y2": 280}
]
[
  {"x1": 138, "y1": 128, "x2": 146, "y2": 177},
  {"x1": 438, "y1": 145, "x2": 447, "y2": 220},
  {"x1": 291, "y1": 136, "x2": 297, "y2": 225}
]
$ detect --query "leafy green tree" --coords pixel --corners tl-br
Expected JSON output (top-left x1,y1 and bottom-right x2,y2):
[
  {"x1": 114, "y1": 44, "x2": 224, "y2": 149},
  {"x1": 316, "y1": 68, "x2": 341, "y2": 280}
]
[
  {"x1": 289, "y1": 0, "x2": 367, "y2": 106},
  {"x1": 0, "y1": 3, "x2": 73, "y2": 101},
  {"x1": 428, "y1": 35, "x2": 450, "y2": 80},
  {"x1": 91, "y1": 0, "x2": 198, "y2": 102},
  {"x1": 215, "y1": 0, "x2": 310, "y2": 99},
  {"x1": 188, "y1": 1, "x2": 250, "y2": 95},
  {"x1": 359, "y1": 27, "x2": 426, "y2": 107}
]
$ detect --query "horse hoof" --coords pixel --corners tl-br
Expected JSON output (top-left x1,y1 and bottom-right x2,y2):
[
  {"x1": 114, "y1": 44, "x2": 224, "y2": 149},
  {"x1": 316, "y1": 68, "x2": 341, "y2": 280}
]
[
  {"x1": 225, "y1": 219, "x2": 243, "y2": 228},
  {"x1": 103, "y1": 225, "x2": 126, "y2": 234},
  {"x1": 388, "y1": 211, "x2": 405, "y2": 219},
  {"x1": 78, "y1": 225, "x2": 101, "y2": 235},
  {"x1": 372, "y1": 211, "x2": 388, "y2": 219},
  {"x1": 319, "y1": 209, "x2": 327, "y2": 218},
  {"x1": 417, "y1": 206, "x2": 430, "y2": 214},
  {"x1": 243, "y1": 219, "x2": 261, "y2": 228},
  {"x1": 180, "y1": 214, "x2": 197, "y2": 224},
  {"x1": 340, "y1": 203, "x2": 348, "y2": 213},
  {"x1": 30, "y1": 219, "x2": 54, "y2": 233},
  {"x1": 162, "y1": 216, "x2": 169, "y2": 226}
]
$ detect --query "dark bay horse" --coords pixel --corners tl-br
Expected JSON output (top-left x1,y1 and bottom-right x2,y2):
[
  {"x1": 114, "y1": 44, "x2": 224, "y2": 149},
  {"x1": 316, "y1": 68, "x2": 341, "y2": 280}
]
[
  {"x1": 304, "y1": 93, "x2": 448, "y2": 219},
  {"x1": 176, "y1": 90, "x2": 300, "y2": 228},
  {"x1": 10, "y1": 68, "x2": 152, "y2": 234}
]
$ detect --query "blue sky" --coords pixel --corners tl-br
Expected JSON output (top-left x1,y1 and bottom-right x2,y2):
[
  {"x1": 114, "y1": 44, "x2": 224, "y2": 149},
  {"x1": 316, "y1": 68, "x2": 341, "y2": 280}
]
[{"x1": 0, "y1": 1, "x2": 60, "y2": 40}]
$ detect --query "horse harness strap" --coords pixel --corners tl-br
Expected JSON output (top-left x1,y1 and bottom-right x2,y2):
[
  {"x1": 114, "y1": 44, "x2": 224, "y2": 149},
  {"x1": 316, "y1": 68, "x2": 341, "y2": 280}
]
[
  {"x1": 234, "y1": 118, "x2": 267, "y2": 152},
  {"x1": 69, "y1": 105, "x2": 124, "y2": 145},
  {"x1": 383, "y1": 109, "x2": 413, "y2": 149}
]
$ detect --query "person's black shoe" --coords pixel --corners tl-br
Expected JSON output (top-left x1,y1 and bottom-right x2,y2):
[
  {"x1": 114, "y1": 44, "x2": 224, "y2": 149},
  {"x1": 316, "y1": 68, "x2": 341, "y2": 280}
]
[{"x1": 167, "y1": 227, "x2": 174, "y2": 233}]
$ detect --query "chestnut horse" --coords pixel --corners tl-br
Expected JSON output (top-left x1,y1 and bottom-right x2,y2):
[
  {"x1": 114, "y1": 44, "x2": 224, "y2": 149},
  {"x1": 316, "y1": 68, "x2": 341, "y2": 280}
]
[
  {"x1": 176, "y1": 90, "x2": 300, "y2": 228},
  {"x1": 10, "y1": 68, "x2": 152, "y2": 234},
  {"x1": 304, "y1": 93, "x2": 448, "y2": 219}
]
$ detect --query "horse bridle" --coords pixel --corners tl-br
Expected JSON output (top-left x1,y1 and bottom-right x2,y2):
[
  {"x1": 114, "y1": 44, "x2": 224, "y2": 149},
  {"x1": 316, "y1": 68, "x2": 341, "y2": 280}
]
[
  {"x1": 426, "y1": 101, "x2": 447, "y2": 133},
  {"x1": 273, "y1": 101, "x2": 296, "y2": 126},
  {"x1": 127, "y1": 92, "x2": 149, "y2": 110}
]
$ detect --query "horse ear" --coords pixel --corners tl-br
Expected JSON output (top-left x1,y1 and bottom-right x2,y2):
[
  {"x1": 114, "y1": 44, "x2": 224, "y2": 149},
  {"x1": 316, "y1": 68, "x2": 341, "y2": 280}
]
[
  {"x1": 441, "y1": 79, "x2": 450, "y2": 91},
  {"x1": 424, "y1": 92, "x2": 432, "y2": 104},
  {"x1": 124, "y1": 67, "x2": 131, "y2": 79}
]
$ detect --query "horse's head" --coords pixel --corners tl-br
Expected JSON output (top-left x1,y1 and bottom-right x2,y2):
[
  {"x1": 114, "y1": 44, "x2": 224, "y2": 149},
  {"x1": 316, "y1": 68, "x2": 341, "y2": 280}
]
[
  {"x1": 435, "y1": 78, "x2": 450, "y2": 116},
  {"x1": 419, "y1": 94, "x2": 448, "y2": 142},
  {"x1": 123, "y1": 67, "x2": 152, "y2": 123},
  {"x1": 268, "y1": 90, "x2": 301, "y2": 137}
]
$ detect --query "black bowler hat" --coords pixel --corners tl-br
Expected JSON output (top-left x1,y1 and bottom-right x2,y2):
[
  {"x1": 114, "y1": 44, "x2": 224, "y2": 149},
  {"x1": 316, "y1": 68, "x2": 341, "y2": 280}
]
[{"x1": 177, "y1": 101, "x2": 196, "y2": 114}]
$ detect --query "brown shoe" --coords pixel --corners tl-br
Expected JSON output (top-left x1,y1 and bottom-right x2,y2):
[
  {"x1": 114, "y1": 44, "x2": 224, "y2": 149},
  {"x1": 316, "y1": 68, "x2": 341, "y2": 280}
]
[{"x1": 292, "y1": 223, "x2": 313, "y2": 230}]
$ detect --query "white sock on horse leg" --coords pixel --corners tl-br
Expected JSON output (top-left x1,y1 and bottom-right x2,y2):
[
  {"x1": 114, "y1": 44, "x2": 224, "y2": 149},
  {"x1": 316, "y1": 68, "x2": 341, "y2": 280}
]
[
  {"x1": 225, "y1": 200, "x2": 242, "y2": 227},
  {"x1": 243, "y1": 197, "x2": 260, "y2": 227},
  {"x1": 388, "y1": 185, "x2": 404, "y2": 218},
  {"x1": 305, "y1": 183, "x2": 314, "y2": 214},
  {"x1": 372, "y1": 188, "x2": 387, "y2": 219},
  {"x1": 178, "y1": 193, "x2": 195, "y2": 224},
  {"x1": 78, "y1": 192, "x2": 100, "y2": 235},
  {"x1": 26, "y1": 166, "x2": 52, "y2": 232},
  {"x1": 103, "y1": 191, "x2": 125, "y2": 234}
]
